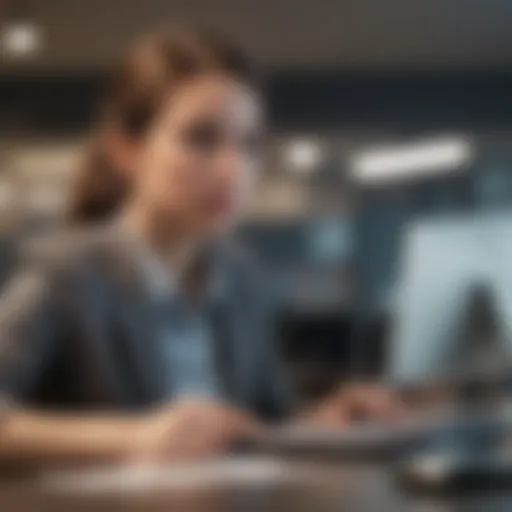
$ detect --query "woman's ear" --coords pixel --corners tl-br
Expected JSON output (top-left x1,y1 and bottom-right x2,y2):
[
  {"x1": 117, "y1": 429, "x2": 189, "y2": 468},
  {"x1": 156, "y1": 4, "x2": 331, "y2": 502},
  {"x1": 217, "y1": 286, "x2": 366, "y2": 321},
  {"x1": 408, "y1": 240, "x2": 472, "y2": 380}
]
[{"x1": 104, "y1": 129, "x2": 141, "y2": 180}]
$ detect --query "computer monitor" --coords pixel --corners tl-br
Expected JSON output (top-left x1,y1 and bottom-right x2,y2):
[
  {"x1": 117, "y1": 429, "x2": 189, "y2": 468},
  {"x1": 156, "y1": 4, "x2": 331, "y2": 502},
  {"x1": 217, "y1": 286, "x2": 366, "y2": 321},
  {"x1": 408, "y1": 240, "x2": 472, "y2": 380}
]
[{"x1": 388, "y1": 213, "x2": 512, "y2": 386}]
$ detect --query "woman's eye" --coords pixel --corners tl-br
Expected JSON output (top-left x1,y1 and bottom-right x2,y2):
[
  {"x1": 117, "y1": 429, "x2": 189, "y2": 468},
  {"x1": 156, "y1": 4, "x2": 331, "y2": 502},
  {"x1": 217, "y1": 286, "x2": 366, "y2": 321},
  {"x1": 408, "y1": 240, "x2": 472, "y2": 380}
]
[{"x1": 183, "y1": 121, "x2": 222, "y2": 152}]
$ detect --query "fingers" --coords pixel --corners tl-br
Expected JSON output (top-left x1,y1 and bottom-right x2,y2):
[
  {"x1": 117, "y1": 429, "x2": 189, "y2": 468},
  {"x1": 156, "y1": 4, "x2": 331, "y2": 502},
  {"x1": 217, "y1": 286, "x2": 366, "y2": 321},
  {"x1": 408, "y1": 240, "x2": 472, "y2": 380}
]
[
  {"x1": 344, "y1": 385, "x2": 404, "y2": 423},
  {"x1": 220, "y1": 407, "x2": 264, "y2": 439},
  {"x1": 173, "y1": 399, "x2": 262, "y2": 437},
  {"x1": 159, "y1": 400, "x2": 263, "y2": 460}
]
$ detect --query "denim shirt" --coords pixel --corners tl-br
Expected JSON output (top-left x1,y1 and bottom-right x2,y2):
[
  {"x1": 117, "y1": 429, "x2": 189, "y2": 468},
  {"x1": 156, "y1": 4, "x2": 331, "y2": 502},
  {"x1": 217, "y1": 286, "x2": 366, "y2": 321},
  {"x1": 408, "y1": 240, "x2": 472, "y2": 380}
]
[{"x1": 130, "y1": 233, "x2": 225, "y2": 401}]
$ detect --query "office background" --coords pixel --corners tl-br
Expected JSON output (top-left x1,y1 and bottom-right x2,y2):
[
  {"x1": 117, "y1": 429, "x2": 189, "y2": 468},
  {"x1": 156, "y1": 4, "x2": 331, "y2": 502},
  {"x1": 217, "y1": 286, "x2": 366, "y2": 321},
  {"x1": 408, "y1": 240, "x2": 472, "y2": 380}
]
[{"x1": 1, "y1": 0, "x2": 512, "y2": 399}]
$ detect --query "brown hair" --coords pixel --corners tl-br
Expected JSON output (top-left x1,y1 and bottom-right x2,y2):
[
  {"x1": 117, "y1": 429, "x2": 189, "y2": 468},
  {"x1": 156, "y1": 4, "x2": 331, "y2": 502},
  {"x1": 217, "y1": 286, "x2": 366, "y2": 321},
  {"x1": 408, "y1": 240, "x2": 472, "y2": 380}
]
[{"x1": 68, "y1": 26, "x2": 256, "y2": 225}]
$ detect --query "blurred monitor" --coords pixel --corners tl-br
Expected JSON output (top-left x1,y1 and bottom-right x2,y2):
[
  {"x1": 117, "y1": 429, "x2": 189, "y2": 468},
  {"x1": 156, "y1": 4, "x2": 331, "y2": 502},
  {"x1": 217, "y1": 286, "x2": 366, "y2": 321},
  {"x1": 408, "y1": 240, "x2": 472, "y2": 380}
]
[{"x1": 389, "y1": 213, "x2": 512, "y2": 385}]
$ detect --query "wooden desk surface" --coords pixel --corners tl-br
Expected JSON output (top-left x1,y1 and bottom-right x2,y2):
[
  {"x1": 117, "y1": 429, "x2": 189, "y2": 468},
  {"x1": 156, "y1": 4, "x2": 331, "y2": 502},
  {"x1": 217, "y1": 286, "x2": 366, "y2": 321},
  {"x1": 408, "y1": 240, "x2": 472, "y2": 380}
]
[{"x1": 2, "y1": 458, "x2": 512, "y2": 512}]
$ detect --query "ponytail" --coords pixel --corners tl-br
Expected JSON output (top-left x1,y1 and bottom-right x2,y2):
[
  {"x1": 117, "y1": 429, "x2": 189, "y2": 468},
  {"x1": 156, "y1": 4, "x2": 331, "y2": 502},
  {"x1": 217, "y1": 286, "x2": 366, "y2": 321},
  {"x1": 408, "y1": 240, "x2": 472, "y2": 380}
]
[{"x1": 68, "y1": 139, "x2": 128, "y2": 225}]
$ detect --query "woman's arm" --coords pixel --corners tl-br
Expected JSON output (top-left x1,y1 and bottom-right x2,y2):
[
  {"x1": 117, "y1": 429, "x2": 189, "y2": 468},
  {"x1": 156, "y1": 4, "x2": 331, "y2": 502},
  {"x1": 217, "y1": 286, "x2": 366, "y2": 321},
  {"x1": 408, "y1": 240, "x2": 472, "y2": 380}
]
[
  {"x1": 0, "y1": 267, "x2": 261, "y2": 471},
  {"x1": 0, "y1": 399, "x2": 264, "y2": 472},
  {"x1": 0, "y1": 265, "x2": 141, "y2": 470},
  {"x1": 0, "y1": 409, "x2": 140, "y2": 471}
]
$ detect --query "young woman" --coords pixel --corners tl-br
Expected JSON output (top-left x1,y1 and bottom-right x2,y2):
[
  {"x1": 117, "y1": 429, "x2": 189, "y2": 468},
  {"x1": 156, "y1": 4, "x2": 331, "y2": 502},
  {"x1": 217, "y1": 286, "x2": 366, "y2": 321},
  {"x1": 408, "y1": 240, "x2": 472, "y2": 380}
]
[{"x1": 0, "y1": 27, "x2": 397, "y2": 469}]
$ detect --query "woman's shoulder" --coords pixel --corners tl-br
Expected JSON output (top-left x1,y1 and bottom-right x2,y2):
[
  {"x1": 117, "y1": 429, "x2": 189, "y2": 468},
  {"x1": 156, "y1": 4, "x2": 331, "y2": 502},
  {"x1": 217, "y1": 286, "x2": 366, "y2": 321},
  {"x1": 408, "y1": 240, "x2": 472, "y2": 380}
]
[{"x1": 18, "y1": 224, "x2": 123, "y2": 276}]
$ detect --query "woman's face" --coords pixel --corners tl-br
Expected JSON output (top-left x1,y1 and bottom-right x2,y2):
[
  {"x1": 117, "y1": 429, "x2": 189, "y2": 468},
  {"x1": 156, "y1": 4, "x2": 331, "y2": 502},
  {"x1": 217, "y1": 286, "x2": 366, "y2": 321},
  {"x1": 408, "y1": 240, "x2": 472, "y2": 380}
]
[{"x1": 134, "y1": 73, "x2": 263, "y2": 238}]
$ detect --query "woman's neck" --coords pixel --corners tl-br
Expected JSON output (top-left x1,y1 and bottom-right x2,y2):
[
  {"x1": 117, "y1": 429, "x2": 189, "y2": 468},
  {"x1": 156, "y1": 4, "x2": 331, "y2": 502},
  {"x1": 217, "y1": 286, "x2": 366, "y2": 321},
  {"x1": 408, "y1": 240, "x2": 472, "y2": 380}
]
[{"x1": 121, "y1": 200, "x2": 200, "y2": 276}]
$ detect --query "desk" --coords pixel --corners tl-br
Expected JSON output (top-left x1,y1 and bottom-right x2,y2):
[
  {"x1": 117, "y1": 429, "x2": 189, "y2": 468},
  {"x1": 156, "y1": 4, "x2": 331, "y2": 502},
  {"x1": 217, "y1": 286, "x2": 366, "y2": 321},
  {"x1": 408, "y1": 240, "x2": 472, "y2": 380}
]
[{"x1": 2, "y1": 458, "x2": 512, "y2": 512}]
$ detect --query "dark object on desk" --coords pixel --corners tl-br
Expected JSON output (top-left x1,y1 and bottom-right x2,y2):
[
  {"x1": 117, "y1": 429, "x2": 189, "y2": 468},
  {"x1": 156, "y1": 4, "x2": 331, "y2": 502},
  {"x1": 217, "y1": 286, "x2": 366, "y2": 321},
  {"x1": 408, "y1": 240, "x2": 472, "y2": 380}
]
[
  {"x1": 397, "y1": 453, "x2": 512, "y2": 494},
  {"x1": 395, "y1": 404, "x2": 512, "y2": 494}
]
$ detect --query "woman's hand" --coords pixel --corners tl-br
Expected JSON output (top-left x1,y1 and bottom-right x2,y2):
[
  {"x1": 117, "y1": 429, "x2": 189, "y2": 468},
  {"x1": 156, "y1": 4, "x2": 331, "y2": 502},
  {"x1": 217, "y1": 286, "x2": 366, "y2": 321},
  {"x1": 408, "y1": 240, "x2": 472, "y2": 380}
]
[
  {"x1": 304, "y1": 384, "x2": 403, "y2": 428},
  {"x1": 129, "y1": 400, "x2": 262, "y2": 462}
]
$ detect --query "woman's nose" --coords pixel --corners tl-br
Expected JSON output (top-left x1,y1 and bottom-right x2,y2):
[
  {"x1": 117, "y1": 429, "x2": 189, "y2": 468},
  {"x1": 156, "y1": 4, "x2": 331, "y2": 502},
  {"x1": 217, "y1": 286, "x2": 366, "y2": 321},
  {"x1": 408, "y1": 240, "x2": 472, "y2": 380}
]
[{"x1": 215, "y1": 146, "x2": 243, "y2": 181}]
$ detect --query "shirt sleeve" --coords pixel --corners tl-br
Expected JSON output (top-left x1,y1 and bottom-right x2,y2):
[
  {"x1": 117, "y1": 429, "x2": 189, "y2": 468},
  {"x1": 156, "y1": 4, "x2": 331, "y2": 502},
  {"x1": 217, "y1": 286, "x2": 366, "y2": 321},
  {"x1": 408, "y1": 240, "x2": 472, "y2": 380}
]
[{"x1": 0, "y1": 265, "x2": 66, "y2": 406}]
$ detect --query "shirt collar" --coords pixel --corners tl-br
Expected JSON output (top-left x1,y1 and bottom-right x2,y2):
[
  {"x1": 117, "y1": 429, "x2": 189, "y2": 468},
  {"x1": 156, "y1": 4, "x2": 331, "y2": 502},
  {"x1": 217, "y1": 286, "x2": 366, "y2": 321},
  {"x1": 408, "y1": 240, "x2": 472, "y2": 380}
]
[
  {"x1": 114, "y1": 217, "x2": 227, "y2": 303},
  {"x1": 136, "y1": 240, "x2": 178, "y2": 299}
]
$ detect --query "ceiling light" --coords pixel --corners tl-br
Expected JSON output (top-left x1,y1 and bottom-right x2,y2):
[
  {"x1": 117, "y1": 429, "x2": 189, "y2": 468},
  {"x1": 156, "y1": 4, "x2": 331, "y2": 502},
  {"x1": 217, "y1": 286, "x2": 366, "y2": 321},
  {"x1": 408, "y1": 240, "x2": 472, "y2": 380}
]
[
  {"x1": 285, "y1": 139, "x2": 323, "y2": 173},
  {"x1": 349, "y1": 136, "x2": 474, "y2": 184},
  {"x1": 1, "y1": 21, "x2": 43, "y2": 59}
]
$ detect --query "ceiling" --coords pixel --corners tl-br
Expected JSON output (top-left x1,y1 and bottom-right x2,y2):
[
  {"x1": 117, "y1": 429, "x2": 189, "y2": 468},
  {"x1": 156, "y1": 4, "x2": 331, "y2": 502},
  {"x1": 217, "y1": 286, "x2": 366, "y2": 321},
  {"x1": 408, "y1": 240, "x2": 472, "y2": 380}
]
[{"x1": 1, "y1": 0, "x2": 512, "y2": 72}]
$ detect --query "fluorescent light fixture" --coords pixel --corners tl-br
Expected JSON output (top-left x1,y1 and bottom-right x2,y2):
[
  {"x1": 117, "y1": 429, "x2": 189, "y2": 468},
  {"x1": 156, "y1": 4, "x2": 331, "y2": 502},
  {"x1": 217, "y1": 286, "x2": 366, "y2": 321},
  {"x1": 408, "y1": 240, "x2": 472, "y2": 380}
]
[
  {"x1": 349, "y1": 136, "x2": 474, "y2": 184},
  {"x1": 1, "y1": 21, "x2": 43, "y2": 59},
  {"x1": 285, "y1": 139, "x2": 323, "y2": 173}
]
